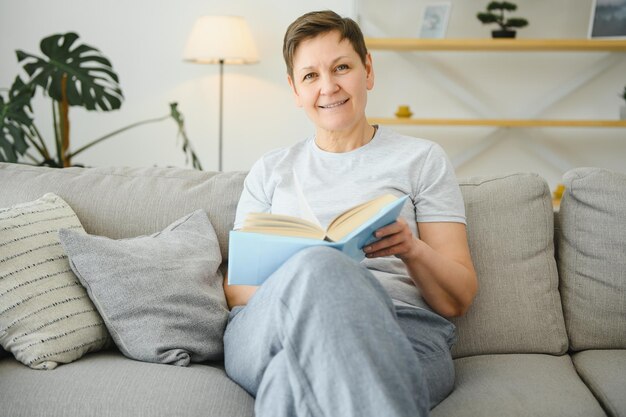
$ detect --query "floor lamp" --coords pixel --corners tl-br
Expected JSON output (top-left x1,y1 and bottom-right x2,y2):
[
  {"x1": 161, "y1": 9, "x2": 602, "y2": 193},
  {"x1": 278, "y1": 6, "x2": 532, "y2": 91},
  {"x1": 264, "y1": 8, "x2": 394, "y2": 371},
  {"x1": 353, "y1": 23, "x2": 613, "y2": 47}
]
[{"x1": 183, "y1": 16, "x2": 259, "y2": 171}]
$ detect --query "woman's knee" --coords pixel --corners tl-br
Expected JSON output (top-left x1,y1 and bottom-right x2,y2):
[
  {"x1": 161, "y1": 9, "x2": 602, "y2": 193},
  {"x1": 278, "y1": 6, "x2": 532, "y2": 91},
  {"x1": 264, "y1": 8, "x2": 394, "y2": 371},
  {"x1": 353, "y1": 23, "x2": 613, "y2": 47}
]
[
  {"x1": 288, "y1": 246, "x2": 348, "y2": 267},
  {"x1": 281, "y1": 247, "x2": 374, "y2": 289},
  {"x1": 270, "y1": 247, "x2": 391, "y2": 310}
]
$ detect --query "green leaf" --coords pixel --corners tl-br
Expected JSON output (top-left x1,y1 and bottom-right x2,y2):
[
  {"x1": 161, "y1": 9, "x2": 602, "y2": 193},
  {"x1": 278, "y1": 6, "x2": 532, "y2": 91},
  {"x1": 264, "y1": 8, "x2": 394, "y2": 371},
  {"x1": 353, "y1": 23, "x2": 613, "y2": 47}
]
[
  {"x1": 477, "y1": 12, "x2": 499, "y2": 24},
  {"x1": 487, "y1": 1, "x2": 517, "y2": 12},
  {"x1": 501, "y1": 2, "x2": 518, "y2": 11},
  {"x1": 169, "y1": 102, "x2": 203, "y2": 170},
  {"x1": 506, "y1": 18, "x2": 529, "y2": 28},
  {"x1": 486, "y1": 2, "x2": 502, "y2": 11},
  {"x1": 16, "y1": 32, "x2": 123, "y2": 112},
  {"x1": 0, "y1": 77, "x2": 36, "y2": 163}
]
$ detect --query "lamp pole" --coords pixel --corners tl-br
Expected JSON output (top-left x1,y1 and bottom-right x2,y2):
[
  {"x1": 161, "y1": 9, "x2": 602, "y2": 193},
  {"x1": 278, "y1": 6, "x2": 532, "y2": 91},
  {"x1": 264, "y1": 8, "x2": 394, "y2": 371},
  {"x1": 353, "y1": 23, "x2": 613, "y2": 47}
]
[{"x1": 218, "y1": 59, "x2": 224, "y2": 172}]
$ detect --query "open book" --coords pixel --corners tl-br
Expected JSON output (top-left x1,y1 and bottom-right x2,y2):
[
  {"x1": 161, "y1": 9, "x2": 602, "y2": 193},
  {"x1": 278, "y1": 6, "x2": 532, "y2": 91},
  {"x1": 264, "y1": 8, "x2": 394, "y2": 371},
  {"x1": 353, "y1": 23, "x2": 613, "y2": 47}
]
[
  {"x1": 241, "y1": 194, "x2": 400, "y2": 242},
  {"x1": 228, "y1": 193, "x2": 409, "y2": 285}
]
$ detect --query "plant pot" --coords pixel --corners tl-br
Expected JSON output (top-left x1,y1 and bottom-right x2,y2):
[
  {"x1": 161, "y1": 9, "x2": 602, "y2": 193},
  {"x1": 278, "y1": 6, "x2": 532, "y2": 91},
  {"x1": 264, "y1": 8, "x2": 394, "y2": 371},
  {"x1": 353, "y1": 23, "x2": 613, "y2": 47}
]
[
  {"x1": 621, "y1": 105, "x2": 626, "y2": 120},
  {"x1": 492, "y1": 30, "x2": 516, "y2": 38}
]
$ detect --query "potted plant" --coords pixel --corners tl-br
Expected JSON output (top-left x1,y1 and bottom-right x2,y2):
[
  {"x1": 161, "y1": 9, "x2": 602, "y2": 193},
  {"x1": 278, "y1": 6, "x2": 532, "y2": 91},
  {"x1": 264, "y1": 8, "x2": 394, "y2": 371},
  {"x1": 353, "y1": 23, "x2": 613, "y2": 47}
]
[
  {"x1": 0, "y1": 32, "x2": 202, "y2": 169},
  {"x1": 621, "y1": 86, "x2": 626, "y2": 120},
  {"x1": 477, "y1": 1, "x2": 529, "y2": 38}
]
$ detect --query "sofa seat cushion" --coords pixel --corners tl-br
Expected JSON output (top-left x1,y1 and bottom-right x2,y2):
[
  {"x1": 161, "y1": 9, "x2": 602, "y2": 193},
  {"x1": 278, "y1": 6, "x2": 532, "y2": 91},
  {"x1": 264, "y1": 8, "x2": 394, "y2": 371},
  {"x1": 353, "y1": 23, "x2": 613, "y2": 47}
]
[
  {"x1": 0, "y1": 351, "x2": 254, "y2": 417},
  {"x1": 573, "y1": 350, "x2": 626, "y2": 417},
  {"x1": 453, "y1": 173, "x2": 568, "y2": 357},
  {"x1": 557, "y1": 168, "x2": 626, "y2": 351},
  {"x1": 432, "y1": 354, "x2": 605, "y2": 417}
]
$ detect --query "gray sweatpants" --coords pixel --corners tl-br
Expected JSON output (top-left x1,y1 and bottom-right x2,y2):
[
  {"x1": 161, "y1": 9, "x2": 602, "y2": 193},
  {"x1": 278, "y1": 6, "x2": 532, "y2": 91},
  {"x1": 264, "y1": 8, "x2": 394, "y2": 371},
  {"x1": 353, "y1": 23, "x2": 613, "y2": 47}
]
[{"x1": 224, "y1": 246, "x2": 456, "y2": 417}]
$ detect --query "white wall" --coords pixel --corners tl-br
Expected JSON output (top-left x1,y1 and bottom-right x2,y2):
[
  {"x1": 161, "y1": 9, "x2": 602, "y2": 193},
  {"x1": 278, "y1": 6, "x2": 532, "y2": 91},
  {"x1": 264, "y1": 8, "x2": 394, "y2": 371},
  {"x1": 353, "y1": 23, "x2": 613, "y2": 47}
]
[{"x1": 1, "y1": 0, "x2": 624, "y2": 190}]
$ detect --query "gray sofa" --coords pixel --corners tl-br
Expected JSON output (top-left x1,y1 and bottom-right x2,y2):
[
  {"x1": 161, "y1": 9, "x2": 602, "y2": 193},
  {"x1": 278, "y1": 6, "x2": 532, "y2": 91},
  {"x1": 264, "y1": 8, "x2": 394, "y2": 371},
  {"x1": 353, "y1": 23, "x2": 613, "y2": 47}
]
[{"x1": 0, "y1": 162, "x2": 624, "y2": 417}]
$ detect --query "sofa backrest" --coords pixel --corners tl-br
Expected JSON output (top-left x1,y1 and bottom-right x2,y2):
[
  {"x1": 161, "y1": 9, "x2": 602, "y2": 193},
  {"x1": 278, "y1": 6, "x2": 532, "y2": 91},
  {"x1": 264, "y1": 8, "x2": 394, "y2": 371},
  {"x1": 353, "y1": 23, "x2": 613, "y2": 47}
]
[
  {"x1": 451, "y1": 173, "x2": 569, "y2": 358},
  {"x1": 0, "y1": 163, "x2": 572, "y2": 358},
  {"x1": 0, "y1": 163, "x2": 245, "y2": 262},
  {"x1": 556, "y1": 167, "x2": 626, "y2": 351}
]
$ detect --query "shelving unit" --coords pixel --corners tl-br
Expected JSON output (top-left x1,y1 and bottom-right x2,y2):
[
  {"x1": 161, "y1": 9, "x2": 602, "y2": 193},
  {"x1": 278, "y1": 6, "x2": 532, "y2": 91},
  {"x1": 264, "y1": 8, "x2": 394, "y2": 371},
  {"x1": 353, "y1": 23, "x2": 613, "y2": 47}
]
[
  {"x1": 364, "y1": 38, "x2": 626, "y2": 52},
  {"x1": 365, "y1": 38, "x2": 626, "y2": 128}
]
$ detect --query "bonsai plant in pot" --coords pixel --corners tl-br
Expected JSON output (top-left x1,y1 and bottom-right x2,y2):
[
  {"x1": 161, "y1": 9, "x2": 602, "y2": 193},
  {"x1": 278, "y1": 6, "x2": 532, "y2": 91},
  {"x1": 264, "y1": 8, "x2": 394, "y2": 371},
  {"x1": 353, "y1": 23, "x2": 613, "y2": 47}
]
[
  {"x1": 477, "y1": 1, "x2": 529, "y2": 38},
  {"x1": 0, "y1": 32, "x2": 202, "y2": 169}
]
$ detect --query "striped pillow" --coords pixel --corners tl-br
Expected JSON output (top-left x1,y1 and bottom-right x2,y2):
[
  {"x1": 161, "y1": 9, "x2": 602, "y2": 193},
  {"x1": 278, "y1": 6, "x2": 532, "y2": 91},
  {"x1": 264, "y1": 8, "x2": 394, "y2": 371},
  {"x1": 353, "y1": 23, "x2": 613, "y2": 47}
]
[{"x1": 0, "y1": 193, "x2": 110, "y2": 369}]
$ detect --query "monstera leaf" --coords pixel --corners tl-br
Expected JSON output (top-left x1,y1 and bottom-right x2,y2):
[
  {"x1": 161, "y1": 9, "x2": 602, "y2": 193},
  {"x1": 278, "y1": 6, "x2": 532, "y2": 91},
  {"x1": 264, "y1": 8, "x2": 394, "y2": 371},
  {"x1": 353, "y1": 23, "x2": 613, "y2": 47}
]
[
  {"x1": 0, "y1": 77, "x2": 36, "y2": 163},
  {"x1": 16, "y1": 32, "x2": 123, "y2": 111}
]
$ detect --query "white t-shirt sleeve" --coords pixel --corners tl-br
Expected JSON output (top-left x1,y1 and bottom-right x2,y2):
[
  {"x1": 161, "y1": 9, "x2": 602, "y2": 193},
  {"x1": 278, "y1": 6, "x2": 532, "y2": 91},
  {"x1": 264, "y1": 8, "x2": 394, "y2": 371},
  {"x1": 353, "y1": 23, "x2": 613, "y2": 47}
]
[
  {"x1": 414, "y1": 143, "x2": 466, "y2": 224},
  {"x1": 233, "y1": 158, "x2": 272, "y2": 230}
]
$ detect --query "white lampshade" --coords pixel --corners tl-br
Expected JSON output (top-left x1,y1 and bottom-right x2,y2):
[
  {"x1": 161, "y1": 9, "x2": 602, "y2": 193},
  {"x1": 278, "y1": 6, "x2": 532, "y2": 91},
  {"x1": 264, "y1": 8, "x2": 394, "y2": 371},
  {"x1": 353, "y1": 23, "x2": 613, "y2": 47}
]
[{"x1": 183, "y1": 15, "x2": 259, "y2": 64}]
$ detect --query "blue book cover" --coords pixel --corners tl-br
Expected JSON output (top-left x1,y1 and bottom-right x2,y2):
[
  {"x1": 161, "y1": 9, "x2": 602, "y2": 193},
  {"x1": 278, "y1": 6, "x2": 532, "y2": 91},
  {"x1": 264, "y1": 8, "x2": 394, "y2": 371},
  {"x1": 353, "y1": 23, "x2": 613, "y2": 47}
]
[{"x1": 228, "y1": 195, "x2": 409, "y2": 286}]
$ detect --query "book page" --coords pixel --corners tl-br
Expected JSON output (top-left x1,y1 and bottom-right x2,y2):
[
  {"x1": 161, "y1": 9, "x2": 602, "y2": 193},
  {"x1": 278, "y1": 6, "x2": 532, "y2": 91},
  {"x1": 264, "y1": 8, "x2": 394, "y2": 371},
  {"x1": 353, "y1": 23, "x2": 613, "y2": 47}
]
[
  {"x1": 240, "y1": 226, "x2": 326, "y2": 239},
  {"x1": 325, "y1": 194, "x2": 398, "y2": 242},
  {"x1": 242, "y1": 212, "x2": 326, "y2": 240}
]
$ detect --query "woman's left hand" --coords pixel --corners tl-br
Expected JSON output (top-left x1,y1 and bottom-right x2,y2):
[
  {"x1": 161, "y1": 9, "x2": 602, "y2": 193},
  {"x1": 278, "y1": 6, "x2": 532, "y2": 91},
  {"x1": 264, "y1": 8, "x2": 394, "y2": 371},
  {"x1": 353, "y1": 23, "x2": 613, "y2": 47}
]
[{"x1": 363, "y1": 218, "x2": 417, "y2": 261}]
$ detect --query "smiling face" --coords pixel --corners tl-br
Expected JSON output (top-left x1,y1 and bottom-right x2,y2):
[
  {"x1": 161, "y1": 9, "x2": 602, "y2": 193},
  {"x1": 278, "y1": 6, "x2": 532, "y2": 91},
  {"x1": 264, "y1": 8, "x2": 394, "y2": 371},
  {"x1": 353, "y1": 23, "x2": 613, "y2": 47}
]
[{"x1": 287, "y1": 30, "x2": 374, "y2": 137}]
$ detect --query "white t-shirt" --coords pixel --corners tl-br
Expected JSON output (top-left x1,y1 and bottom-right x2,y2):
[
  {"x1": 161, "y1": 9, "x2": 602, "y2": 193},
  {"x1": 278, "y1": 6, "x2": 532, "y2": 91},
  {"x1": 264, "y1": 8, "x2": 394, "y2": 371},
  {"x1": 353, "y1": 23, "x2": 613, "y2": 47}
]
[{"x1": 234, "y1": 125, "x2": 466, "y2": 309}]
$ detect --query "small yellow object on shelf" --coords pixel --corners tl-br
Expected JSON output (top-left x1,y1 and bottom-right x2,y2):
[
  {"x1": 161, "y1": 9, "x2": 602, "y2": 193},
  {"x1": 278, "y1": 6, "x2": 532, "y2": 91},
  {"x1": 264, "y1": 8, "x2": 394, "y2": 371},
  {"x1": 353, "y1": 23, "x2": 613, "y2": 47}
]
[
  {"x1": 395, "y1": 105, "x2": 413, "y2": 118},
  {"x1": 552, "y1": 184, "x2": 565, "y2": 209}
]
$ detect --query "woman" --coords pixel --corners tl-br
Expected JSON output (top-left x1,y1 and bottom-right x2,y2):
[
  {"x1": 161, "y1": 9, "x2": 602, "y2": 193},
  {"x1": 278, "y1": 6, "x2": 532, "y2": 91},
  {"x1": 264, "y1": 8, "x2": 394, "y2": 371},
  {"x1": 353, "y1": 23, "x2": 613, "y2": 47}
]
[{"x1": 223, "y1": 10, "x2": 477, "y2": 417}]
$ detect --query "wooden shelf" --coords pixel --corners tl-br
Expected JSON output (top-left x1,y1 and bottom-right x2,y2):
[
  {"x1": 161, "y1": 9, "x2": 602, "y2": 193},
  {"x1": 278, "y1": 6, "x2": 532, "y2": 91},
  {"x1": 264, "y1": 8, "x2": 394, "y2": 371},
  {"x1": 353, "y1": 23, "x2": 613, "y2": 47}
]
[
  {"x1": 368, "y1": 118, "x2": 626, "y2": 128},
  {"x1": 366, "y1": 39, "x2": 626, "y2": 130},
  {"x1": 365, "y1": 38, "x2": 626, "y2": 52}
]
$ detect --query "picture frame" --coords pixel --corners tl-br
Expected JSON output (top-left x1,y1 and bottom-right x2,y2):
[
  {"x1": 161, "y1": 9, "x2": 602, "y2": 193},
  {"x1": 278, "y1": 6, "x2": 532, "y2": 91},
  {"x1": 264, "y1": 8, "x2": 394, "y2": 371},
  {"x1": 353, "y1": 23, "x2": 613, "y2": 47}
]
[
  {"x1": 588, "y1": 0, "x2": 626, "y2": 39},
  {"x1": 418, "y1": 2, "x2": 452, "y2": 39}
]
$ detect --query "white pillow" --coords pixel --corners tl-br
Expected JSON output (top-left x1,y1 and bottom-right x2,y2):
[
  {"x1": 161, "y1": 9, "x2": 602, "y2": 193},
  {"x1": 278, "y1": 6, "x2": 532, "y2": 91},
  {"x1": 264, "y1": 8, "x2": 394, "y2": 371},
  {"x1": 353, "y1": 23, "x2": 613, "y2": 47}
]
[{"x1": 0, "y1": 193, "x2": 110, "y2": 369}]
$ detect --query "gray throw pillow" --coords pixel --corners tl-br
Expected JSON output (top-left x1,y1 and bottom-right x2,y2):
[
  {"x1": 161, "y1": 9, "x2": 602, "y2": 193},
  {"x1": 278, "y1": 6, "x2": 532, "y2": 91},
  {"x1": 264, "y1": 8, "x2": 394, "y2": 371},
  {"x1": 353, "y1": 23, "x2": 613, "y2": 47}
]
[{"x1": 59, "y1": 210, "x2": 229, "y2": 366}]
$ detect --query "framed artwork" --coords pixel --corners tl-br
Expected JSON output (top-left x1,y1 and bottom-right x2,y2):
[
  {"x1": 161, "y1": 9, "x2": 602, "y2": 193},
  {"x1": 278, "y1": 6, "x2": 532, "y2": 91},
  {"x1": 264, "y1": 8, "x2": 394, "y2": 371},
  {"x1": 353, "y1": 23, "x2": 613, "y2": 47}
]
[
  {"x1": 588, "y1": 0, "x2": 626, "y2": 39},
  {"x1": 418, "y1": 2, "x2": 452, "y2": 39}
]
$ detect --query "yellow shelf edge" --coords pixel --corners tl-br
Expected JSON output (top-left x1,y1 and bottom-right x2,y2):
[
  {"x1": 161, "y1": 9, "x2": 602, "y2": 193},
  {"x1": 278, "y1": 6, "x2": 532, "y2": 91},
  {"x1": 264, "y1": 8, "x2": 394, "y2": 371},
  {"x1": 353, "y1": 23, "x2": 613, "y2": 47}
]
[
  {"x1": 364, "y1": 38, "x2": 626, "y2": 52},
  {"x1": 368, "y1": 118, "x2": 626, "y2": 127}
]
